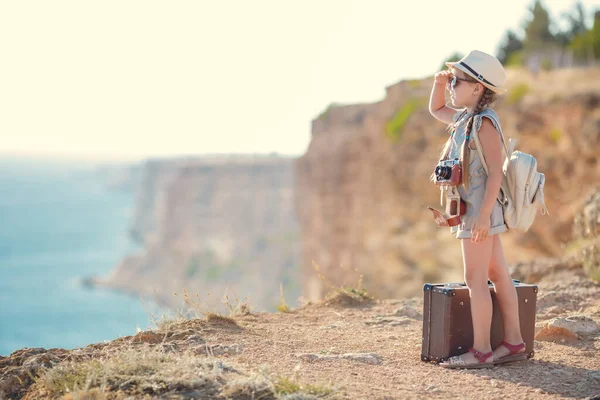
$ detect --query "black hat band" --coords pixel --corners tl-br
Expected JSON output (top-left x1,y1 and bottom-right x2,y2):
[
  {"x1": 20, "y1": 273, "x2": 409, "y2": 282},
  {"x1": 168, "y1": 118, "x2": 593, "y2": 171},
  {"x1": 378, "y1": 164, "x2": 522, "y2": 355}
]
[{"x1": 459, "y1": 62, "x2": 497, "y2": 88}]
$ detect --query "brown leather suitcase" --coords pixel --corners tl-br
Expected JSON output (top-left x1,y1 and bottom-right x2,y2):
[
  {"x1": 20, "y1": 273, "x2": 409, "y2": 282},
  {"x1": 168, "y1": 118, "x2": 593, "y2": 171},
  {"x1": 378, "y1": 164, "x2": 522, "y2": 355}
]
[{"x1": 421, "y1": 279, "x2": 537, "y2": 363}]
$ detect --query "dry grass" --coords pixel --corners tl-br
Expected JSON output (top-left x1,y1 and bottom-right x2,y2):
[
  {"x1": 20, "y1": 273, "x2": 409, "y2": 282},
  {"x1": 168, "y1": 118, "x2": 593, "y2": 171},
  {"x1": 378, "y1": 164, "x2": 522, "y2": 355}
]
[
  {"x1": 582, "y1": 245, "x2": 600, "y2": 283},
  {"x1": 149, "y1": 287, "x2": 256, "y2": 331},
  {"x1": 61, "y1": 388, "x2": 108, "y2": 400},
  {"x1": 149, "y1": 313, "x2": 190, "y2": 332},
  {"x1": 205, "y1": 312, "x2": 238, "y2": 326},
  {"x1": 312, "y1": 261, "x2": 375, "y2": 307},
  {"x1": 273, "y1": 375, "x2": 334, "y2": 398},
  {"x1": 36, "y1": 346, "x2": 225, "y2": 398},
  {"x1": 277, "y1": 282, "x2": 293, "y2": 313},
  {"x1": 34, "y1": 345, "x2": 337, "y2": 399}
]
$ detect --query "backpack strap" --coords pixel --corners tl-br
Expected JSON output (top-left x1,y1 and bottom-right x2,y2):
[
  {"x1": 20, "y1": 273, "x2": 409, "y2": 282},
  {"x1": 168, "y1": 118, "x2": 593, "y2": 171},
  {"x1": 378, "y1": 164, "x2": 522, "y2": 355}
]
[{"x1": 472, "y1": 109, "x2": 512, "y2": 161}]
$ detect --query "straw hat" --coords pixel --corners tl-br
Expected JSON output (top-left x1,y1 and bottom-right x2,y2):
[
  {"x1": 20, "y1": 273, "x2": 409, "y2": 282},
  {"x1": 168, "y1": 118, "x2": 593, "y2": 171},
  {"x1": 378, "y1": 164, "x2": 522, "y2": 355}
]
[{"x1": 445, "y1": 50, "x2": 507, "y2": 95}]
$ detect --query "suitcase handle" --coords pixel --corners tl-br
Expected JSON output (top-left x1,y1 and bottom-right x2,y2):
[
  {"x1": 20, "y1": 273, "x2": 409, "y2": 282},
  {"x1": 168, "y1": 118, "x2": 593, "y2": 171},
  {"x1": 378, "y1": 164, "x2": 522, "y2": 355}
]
[
  {"x1": 439, "y1": 279, "x2": 520, "y2": 287},
  {"x1": 423, "y1": 279, "x2": 521, "y2": 292}
]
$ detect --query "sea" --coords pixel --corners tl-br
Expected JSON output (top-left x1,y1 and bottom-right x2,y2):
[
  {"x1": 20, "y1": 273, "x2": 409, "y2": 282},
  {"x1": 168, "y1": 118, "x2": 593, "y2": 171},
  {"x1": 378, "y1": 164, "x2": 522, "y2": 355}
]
[{"x1": 0, "y1": 157, "x2": 159, "y2": 357}]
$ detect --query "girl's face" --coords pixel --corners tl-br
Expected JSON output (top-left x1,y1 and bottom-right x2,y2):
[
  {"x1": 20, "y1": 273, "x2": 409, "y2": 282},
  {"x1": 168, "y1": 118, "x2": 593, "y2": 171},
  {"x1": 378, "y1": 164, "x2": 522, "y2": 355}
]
[{"x1": 447, "y1": 69, "x2": 479, "y2": 108}]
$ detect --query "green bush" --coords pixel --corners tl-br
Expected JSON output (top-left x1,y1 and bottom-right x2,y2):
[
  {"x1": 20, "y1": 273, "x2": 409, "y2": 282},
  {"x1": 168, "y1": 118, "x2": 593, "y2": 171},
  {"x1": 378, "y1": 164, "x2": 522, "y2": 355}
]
[
  {"x1": 506, "y1": 50, "x2": 525, "y2": 67},
  {"x1": 317, "y1": 102, "x2": 343, "y2": 120},
  {"x1": 549, "y1": 127, "x2": 562, "y2": 143},
  {"x1": 408, "y1": 79, "x2": 422, "y2": 89},
  {"x1": 541, "y1": 57, "x2": 553, "y2": 71},
  {"x1": 507, "y1": 83, "x2": 530, "y2": 105},
  {"x1": 385, "y1": 98, "x2": 423, "y2": 141}
]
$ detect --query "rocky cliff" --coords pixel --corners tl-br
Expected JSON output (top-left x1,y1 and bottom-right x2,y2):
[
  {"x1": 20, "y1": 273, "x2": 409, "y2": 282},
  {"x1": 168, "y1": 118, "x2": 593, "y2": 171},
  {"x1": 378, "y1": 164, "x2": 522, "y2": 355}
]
[
  {"x1": 296, "y1": 67, "x2": 600, "y2": 302},
  {"x1": 94, "y1": 155, "x2": 302, "y2": 312},
  {"x1": 95, "y1": 68, "x2": 600, "y2": 312}
]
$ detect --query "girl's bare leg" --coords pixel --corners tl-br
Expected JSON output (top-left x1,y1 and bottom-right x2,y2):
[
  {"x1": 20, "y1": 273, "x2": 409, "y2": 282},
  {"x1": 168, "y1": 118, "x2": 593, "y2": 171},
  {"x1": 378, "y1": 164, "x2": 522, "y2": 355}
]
[
  {"x1": 448, "y1": 235, "x2": 495, "y2": 364},
  {"x1": 464, "y1": 235, "x2": 494, "y2": 351},
  {"x1": 488, "y1": 235, "x2": 525, "y2": 358}
]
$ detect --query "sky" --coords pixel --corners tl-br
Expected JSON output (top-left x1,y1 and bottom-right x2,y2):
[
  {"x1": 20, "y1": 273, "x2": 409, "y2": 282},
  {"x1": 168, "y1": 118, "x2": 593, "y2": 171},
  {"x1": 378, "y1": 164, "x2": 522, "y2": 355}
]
[{"x1": 1, "y1": 0, "x2": 600, "y2": 162}]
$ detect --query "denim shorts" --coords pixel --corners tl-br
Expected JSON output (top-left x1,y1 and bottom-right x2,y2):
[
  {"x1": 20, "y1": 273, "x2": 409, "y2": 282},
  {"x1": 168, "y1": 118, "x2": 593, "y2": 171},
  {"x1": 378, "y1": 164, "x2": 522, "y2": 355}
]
[
  {"x1": 451, "y1": 153, "x2": 508, "y2": 239},
  {"x1": 448, "y1": 109, "x2": 508, "y2": 239}
]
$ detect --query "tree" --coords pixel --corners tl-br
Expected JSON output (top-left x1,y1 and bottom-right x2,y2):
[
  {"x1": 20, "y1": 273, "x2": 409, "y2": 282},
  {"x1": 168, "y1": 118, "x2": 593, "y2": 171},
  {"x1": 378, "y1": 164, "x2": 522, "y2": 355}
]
[
  {"x1": 563, "y1": 1, "x2": 588, "y2": 39},
  {"x1": 497, "y1": 29, "x2": 524, "y2": 65},
  {"x1": 568, "y1": 10, "x2": 600, "y2": 63},
  {"x1": 555, "y1": 1, "x2": 588, "y2": 46},
  {"x1": 522, "y1": 0, "x2": 555, "y2": 51},
  {"x1": 592, "y1": 11, "x2": 600, "y2": 61}
]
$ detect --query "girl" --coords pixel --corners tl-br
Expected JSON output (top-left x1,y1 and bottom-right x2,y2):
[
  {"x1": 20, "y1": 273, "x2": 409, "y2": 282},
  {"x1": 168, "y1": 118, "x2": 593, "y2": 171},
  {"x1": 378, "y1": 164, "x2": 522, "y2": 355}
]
[{"x1": 428, "y1": 50, "x2": 527, "y2": 369}]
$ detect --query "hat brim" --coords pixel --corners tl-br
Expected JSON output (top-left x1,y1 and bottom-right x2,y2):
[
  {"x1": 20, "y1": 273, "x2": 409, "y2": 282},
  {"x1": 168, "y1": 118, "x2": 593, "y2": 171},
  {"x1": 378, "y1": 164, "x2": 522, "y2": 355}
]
[{"x1": 445, "y1": 61, "x2": 507, "y2": 95}]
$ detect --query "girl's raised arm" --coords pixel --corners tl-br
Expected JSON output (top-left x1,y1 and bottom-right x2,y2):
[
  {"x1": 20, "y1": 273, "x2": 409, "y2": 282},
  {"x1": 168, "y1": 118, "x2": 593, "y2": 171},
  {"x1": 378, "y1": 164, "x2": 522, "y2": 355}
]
[{"x1": 429, "y1": 70, "x2": 457, "y2": 124}]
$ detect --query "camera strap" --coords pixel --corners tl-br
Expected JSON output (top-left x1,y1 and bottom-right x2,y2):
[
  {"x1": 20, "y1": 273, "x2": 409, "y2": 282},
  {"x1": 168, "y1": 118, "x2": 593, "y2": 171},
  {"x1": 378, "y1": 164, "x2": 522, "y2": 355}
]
[{"x1": 429, "y1": 186, "x2": 466, "y2": 228}]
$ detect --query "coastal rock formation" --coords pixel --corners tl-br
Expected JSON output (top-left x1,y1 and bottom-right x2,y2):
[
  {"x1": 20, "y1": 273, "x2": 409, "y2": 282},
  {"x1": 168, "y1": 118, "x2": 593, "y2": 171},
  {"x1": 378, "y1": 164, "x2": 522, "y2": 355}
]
[{"x1": 95, "y1": 155, "x2": 302, "y2": 312}]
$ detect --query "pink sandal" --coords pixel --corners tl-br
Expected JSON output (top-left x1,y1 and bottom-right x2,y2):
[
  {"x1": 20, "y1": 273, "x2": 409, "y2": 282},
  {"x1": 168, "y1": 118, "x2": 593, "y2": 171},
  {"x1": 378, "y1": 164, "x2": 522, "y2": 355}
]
[
  {"x1": 440, "y1": 348, "x2": 494, "y2": 369},
  {"x1": 493, "y1": 341, "x2": 527, "y2": 365}
]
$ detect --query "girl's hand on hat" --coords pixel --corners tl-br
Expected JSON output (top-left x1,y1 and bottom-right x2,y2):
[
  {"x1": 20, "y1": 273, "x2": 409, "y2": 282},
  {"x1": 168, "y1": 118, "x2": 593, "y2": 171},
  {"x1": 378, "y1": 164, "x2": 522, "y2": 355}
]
[
  {"x1": 434, "y1": 70, "x2": 452, "y2": 85},
  {"x1": 471, "y1": 212, "x2": 491, "y2": 243}
]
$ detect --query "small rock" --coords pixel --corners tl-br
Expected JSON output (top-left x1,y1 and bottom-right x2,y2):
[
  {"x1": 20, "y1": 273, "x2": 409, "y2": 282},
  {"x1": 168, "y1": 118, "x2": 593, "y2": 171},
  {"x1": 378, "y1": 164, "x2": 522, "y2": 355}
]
[
  {"x1": 535, "y1": 325, "x2": 579, "y2": 342},
  {"x1": 168, "y1": 329, "x2": 197, "y2": 341},
  {"x1": 319, "y1": 323, "x2": 344, "y2": 330},
  {"x1": 536, "y1": 315, "x2": 599, "y2": 340},
  {"x1": 552, "y1": 315, "x2": 599, "y2": 335},
  {"x1": 393, "y1": 305, "x2": 422, "y2": 320},
  {"x1": 295, "y1": 352, "x2": 382, "y2": 365},
  {"x1": 544, "y1": 305, "x2": 566, "y2": 315},
  {"x1": 22, "y1": 353, "x2": 61, "y2": 370},
  {"x1": 535, "y1": 388, "x2": 544, "y2": 394},
  {"x1": 364, "y1": 317, "x2": 412, "y2": 327},
  {"x1": 184, "y1": 335, "x2": 206, "y2": 345},
  {"x1": 342, "y1": 352, "x2": 382, "y2": 365},
  {"x1": 132, "y1": 331, "x2": 163, "y2": 344},
  {"x1": 195, "y1": 344, "x2": 243, "y2": 356},
  {"x1": 425, "y1": 385, "x2": 439, "y2": 392}
]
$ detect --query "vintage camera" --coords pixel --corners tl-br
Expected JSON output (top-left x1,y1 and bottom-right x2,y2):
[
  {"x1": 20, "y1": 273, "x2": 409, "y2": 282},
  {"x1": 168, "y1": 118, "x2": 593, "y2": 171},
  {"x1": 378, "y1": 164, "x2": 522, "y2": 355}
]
[{"x1": 434, "y1": 158, "x2": 462, "y2": 186}]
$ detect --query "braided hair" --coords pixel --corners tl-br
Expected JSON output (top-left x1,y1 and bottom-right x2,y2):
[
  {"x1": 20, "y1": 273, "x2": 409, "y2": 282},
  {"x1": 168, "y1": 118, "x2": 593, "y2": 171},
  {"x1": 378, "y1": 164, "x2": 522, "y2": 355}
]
[{"x1": 460, "y1": 88, "x2": 497, "y2": 190}]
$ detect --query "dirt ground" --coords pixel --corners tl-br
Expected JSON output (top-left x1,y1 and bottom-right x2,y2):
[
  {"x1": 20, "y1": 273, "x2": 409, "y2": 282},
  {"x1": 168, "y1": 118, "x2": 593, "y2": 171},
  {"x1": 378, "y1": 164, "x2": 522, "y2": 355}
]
[
  {"x1": 184, "y1": 274, "x2": 600, "y2": 399},
  {"x1": 2, "y1": 273, "x2": 599, "y2": 399}
]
